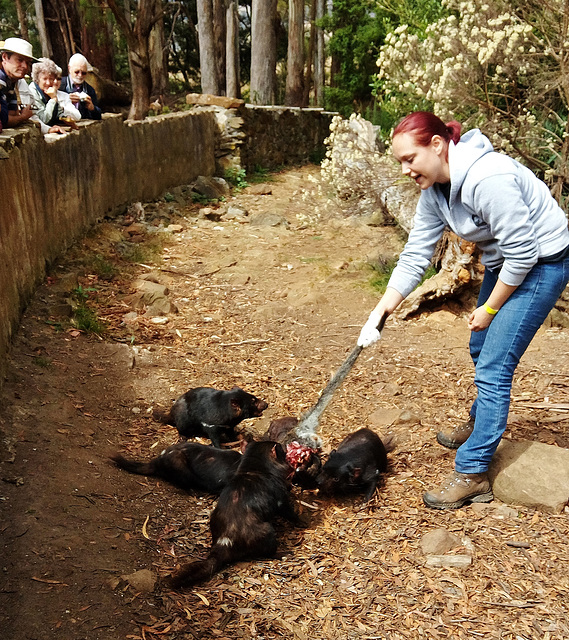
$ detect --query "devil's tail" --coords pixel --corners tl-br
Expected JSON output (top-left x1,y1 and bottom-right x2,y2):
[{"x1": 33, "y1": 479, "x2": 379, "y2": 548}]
[
  {"x1": 110, "y1": 453, "x2": 157, "y2": 476},
  {"x1": 152, "y1": 407, "x2": 173, "y2": 425},
  {"x1": 166, "y1": 544, "x2": 233, "y2": 588}
]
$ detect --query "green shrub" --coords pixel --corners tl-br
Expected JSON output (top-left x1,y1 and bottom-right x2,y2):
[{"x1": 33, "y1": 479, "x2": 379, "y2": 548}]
[{"x1": 224, "y1": 167, "x2": 249, "y2": 192}]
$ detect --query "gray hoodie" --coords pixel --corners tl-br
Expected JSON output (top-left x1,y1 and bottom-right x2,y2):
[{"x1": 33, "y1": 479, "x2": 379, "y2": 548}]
[{"x1": 388, "y1": 129, "x2": 569, "y2": 298}]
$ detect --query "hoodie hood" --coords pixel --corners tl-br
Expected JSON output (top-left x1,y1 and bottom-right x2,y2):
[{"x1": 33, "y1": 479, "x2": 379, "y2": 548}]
[{"x1": 448, "y1": 129, "x2": 494, "y2": 206}]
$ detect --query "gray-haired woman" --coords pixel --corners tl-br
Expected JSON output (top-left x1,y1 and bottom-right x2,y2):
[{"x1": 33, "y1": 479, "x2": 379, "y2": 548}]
[{"x1": 28, "y1": 57, "x2": 67, "y2": 134}]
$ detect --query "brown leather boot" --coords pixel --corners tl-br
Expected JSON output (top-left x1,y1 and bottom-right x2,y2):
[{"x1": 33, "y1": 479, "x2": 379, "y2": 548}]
[
  {"x1": 436, "y1": 416, "x2": 475, "y2": 449},
  {"x1": 423, "y1": 470, "x2": 493, "y2": 510}
]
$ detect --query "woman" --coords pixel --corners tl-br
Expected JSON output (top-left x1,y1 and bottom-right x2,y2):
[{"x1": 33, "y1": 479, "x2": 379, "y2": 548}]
[
  {"x1": 358, "y1": 111, "x2": 569, "y2": 510},
  {"x1": 28, "y1": 58, "x2": 69, "y2": 134}
]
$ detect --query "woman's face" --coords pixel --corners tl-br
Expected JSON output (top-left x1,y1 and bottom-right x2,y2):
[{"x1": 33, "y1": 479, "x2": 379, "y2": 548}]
[
  {"x1": 392, "y1": 131, "x2": 449, "y2": 189},
  {"x1": 37, "y1": 71, "x2": 56, "y2": 93}
]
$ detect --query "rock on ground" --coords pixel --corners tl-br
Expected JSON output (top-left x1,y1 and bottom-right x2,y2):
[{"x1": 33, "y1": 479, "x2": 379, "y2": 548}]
[{"x1": 489, "y1": 439, "x2": 569, "y2": 513}]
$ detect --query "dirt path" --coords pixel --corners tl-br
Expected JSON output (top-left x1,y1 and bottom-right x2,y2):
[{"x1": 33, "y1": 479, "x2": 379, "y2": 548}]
[{"x1": 1, "y1": 166, "x2": 568, "y2": 640}]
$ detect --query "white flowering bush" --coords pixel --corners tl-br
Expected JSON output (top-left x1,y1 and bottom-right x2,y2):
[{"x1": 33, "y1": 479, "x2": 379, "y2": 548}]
[
  {"x1": 375, "y1": 0, "x2": 569, "y2": 202},
  {"x1": 318, "y1": 113, "x2": 395, "y2": 219},
  {"x1": 297, "y1": 113, "x2": 396, "y2": 226}
]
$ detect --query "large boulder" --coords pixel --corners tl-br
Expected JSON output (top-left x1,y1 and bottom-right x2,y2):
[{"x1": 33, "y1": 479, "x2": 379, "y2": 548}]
[
  {"x1": 193, "y1": 176, "x2": 230, "y2": 200},
  {"x1": 488, "y1": 439, "x2": 569, "y2": 513}
]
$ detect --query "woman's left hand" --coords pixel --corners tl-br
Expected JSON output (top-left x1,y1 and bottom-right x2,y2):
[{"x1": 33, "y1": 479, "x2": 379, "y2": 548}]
[{"x1": 468, "y1": 306, "x2": 495, "y2": 332}]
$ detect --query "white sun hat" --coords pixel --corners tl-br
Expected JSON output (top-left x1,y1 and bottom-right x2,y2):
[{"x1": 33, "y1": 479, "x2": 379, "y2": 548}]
[{"x1": 0, "y1": 37, "x2": 40, "y2": 63}]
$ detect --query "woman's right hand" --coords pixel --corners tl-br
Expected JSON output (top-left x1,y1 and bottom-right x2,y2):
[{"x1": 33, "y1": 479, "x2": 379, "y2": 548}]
[
  {"x1": 358, "y1": 308, "x2": 384, "y2": 347},
  {"x1": 356, "y1": 288, "x2": 404, "y2": 348}
]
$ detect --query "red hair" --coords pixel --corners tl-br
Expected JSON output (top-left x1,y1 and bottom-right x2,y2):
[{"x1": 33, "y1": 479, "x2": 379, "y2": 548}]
[{"x1": 393, "y1": 111, "x2": 462, "y2": 146}]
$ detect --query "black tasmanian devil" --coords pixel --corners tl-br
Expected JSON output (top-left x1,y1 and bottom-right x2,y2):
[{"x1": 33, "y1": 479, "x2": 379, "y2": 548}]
[
  {"x1": 166, "y1": 440, "x2": 304, "y2": 588},
  {"x1": 317, "y1": 428, "x2": 394, "y2": 502},
  {"x1": 110, "y1": 442, "x2": 241, "y2": 494},
  {"x1": 153, "y1": 386, "x2": 268, "y2": 448}
]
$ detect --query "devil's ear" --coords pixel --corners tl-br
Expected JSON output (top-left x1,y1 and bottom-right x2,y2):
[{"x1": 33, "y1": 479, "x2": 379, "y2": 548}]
[{"x1": 230, "y1": 398, "x2": 243, "y2": 415}]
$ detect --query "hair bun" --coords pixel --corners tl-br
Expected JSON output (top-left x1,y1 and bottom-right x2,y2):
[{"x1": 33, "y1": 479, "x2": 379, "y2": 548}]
[{"x1": 445, "y1": 120, "x2": 462, "y2": 144}]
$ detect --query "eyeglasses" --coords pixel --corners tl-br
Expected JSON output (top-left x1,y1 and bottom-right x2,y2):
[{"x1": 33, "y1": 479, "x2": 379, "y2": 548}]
[{"x1": 73, "y1": 70, "x2": 88, "y2": 76}]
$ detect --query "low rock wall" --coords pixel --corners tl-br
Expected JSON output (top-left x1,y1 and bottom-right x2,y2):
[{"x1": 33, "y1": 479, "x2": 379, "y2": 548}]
[
  {"x1": 240, "y1": 106, "x2": 334, "y2": 171},
  {"x1": 0, "y1": 105, "x2": 335, "y2": 387},
  {"x1": 0, "y1": 111, "x2": 216, "y2": 384}
]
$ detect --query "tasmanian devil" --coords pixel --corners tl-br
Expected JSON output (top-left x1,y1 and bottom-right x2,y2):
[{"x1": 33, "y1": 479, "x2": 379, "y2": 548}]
[
  {"x1": 317, "y1": 428, "x2": 394, "y2": 503},
  {"x1": 153, "y1": 386, "x2": 268, "y2": 448},
  {"x1": 110, "y1": 442, "x2": 241, "y2": 494},
  {"x1": 166, "y1": 440, "x2": 303, "y2": 588}
]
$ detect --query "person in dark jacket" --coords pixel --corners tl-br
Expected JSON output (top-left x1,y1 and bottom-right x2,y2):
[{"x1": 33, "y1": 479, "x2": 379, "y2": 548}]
[
  {"x1": 60, "y1": 53, "x2": 101, "y2": 120},
  {"x1": 0, "y1": 37, "x2": 39, "y2": 129}
]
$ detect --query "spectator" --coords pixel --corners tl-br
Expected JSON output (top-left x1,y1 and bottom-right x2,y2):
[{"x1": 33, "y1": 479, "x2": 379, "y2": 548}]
[
  {"x1": 0, "y1": 37, "x2": 39, "y2": 129},
  {"x1": 53, "y1": 64, "x2": 81, "y2": 124},
  {"x1": 60, "y1": 53, "x2": 102, "y2": 120},
  {"x1": 28, "y1": 58, "x2": 69, "y2": 135}
]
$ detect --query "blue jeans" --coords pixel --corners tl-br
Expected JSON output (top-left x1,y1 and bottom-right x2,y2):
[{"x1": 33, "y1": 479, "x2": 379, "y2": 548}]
[{"x1": 454, "y1": 256, "x2": 569, "y2": 473}]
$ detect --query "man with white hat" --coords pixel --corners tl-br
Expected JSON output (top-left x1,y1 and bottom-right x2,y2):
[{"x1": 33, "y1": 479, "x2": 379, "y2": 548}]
[{"x1": 0, "y1": 37, "x2": 39, "y2": 129}]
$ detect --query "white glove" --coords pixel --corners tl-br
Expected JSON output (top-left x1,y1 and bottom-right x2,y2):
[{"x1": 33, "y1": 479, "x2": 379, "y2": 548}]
[{"x1": 357, "y1": 308, "x2": 383, "y2": 348}]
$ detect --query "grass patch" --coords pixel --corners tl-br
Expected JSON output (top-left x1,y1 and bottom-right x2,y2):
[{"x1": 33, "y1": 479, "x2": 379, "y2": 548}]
[
  {"x1": 32, "y1": 356, "x2": 51, "y2": 368},
  {"x1": 191, "y1": 192, "x2": 221, "y2": 205},
  {"x1": 88, "y1": 254, "x2": 118, "y2": 281},
  {"x1": 368, "y1": 257, "x2": 399, "y2": 293},
  {"x1": 72, "y1": 306, "x2": 106, "y2": 334},
  {"x1": 45, "y1": 319, "x2": 64, "y2": 332},
  {"x1": 118, "y1": 236, "x2": 164, "y2": 264},
  {"x1": 248, "y1": 165, "x2": 275, "y2": 184},
  {"x1": 71, "y1": 286, "x2": 106, "y2": 335},
  {"x1": 368, "y1": 259, "x2": 438, "y2": 293}
]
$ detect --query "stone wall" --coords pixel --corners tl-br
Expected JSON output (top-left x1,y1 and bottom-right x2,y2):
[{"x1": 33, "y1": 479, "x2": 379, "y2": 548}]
[
  {"x1": 0, "y1": 105, "x2": 335, "y2": 387},
  {"x1": 240, "y1": 106, "x2": 334, "y2": 171},
  {"x1": 0, "y1": 111, "x2": 217, "y2": 385}
]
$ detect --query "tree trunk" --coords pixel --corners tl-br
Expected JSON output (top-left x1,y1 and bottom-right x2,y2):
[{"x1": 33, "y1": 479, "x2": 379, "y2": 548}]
[
  {"x1": 303, "y1": 0, "x2": 316, "y2": 106},
  {"x1": 397, "y1": 232, "x2": 479, "y2": 319},
  {"x1": 15, "y1": 0, "x2": 29, "y2": 41},
  {"x1": 81, "y1": 5, "x2": 116, "y2": 79},
  {"x1": 196, "y1": 0, "x2": 220, "y2": 94},
  {"x1": 103, "y1": 0, "x2": 162, "y2": 120},
  {"x1": 128, "y1": 42, "x2": 153, "y2": 119},
  {"x1": 285, "y1": 0, "x2": 304, "y2": 106},
  {"x1": 250, "y1": 0, "x2": 277, "y2": 105},
  {"x1": 314, "y1": 0, "x2": 325, "y2": 107},
  {"x1": 42, "y1": 0, "x2": 82, "y2": 69},
  {"x1": 330, "y1": 53, "x2": 340, "y2": 88},
  {"x1": 213, "y1": 0, "x2": 226, "y2": 96},
  {"x1": 34, "y1": 0, "x2": 52, "y2": 58},
  {"x1": 226, "y1": 0, "x2": 240, "y2": 98},
  {"x1": 149, "y1": 16, "x2": 168, "y2": 96}
]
